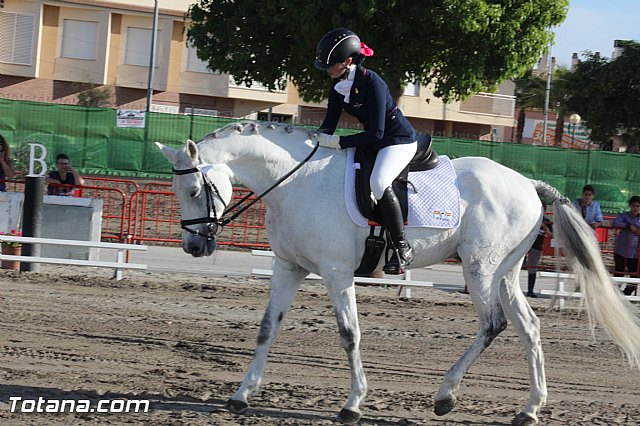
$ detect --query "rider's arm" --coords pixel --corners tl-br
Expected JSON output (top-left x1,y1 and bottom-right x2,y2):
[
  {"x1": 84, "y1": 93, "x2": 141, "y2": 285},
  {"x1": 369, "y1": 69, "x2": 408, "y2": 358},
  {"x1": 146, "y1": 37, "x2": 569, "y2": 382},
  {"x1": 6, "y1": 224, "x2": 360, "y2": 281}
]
[{"x1": 318, "y1": 84, "x2": 343, "y2": 135}]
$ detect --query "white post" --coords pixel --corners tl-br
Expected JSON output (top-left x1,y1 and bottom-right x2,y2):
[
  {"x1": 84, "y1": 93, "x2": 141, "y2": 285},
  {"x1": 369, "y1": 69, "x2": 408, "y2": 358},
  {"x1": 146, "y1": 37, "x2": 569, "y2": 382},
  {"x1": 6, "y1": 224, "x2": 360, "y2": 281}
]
[{"x1": 114, "y1": 249, "x2": 125, "y2": 281}]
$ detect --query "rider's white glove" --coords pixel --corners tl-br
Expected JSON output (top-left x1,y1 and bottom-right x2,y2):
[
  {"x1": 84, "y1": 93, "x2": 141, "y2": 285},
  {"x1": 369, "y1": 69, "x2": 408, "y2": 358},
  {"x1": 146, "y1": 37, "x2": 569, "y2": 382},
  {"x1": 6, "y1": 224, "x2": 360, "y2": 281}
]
[{"x1": 315, "y1": 133, "x2": 342, "y2": 150}]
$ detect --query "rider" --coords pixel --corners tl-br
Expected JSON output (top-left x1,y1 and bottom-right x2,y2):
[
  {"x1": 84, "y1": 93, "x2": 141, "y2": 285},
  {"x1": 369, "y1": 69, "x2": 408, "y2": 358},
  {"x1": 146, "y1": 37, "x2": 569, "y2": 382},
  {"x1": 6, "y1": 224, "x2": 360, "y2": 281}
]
[{"x1": 313, "y1": 28, "x2": 418, "y2": 270}]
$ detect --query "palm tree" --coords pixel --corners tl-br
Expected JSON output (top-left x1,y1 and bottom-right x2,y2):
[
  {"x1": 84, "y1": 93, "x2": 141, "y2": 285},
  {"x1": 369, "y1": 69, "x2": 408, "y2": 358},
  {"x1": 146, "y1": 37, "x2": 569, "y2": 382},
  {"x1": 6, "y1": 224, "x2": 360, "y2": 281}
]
[
  {"x1": 514, "y1": 71, "x2": 546, "y2": 143},
  {"x1": 550, "y1": 67, "x2": 573, "y2": 147}
]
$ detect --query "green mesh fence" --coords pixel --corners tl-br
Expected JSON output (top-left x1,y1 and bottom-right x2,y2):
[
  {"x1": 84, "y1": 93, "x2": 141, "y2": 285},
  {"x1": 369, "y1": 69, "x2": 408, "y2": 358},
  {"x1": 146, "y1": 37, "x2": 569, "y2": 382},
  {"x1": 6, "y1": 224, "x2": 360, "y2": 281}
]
[{"x1": 0, "y1": 98, "x2": 636, "y2": 213}]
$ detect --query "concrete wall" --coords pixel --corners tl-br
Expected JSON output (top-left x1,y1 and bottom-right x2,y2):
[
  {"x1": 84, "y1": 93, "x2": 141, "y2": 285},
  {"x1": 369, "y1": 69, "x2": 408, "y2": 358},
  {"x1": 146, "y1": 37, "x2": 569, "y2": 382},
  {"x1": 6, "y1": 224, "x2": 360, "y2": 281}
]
[
  {"x1": 0, "y1": 192, "x2": 24, "y2": 234},
  {"x1": 41, "y1": 196, "x2": 103, "y2": 260}
]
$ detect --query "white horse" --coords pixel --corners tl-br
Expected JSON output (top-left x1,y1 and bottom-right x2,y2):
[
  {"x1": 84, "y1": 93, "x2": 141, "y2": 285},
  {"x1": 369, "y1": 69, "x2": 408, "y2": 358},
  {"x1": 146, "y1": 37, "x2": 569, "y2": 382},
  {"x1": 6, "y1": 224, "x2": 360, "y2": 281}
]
[{"x1": 156, "y1": 122, "x2": 640, "y2": 425}]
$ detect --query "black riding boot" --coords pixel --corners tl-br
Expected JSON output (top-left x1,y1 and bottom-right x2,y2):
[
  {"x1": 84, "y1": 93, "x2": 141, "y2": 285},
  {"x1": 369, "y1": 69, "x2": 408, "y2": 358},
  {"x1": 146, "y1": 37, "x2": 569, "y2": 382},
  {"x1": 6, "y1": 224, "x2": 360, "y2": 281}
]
[
  {"x1": 527, "y1": 273, "x2": 538, "y2": 298},
  {"x1": 378, "y1": 186, "x2": 414, "y2": 270}
]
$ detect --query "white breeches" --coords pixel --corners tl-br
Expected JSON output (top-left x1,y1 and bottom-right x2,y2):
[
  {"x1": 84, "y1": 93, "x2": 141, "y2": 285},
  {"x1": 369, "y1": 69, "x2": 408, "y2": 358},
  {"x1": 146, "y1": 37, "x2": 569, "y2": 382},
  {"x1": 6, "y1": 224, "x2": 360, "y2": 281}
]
[{"x1": 370, "y1": 141, "x2": 418, "y2": 200}]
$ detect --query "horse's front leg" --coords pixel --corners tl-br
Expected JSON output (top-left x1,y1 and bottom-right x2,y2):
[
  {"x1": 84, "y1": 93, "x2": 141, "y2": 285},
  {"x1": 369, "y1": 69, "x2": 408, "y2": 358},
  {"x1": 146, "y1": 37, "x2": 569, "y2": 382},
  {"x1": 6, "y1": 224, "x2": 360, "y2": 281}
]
[
  {"x1": 225, "y1": 257, "x2": 308, "y2": 414},
  {"x1": 325, "y1": 271, "x2": 367, "y2": 425}
]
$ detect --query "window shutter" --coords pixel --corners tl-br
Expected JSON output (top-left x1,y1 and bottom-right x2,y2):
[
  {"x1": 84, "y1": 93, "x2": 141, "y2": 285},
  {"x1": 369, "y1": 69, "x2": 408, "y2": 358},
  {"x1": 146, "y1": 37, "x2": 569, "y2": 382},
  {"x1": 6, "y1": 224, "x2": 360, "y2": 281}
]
[{"x1": 0, "y1": 11, "x2": 35, "y2": 65}]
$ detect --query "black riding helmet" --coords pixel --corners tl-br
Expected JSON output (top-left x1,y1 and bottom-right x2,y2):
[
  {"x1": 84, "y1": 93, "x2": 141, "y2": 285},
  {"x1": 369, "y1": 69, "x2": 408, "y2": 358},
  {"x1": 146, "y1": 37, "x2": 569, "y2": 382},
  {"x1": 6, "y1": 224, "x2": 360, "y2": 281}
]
[{"x1": 314, "y1": 28, "x2": 361, "y2": 71}]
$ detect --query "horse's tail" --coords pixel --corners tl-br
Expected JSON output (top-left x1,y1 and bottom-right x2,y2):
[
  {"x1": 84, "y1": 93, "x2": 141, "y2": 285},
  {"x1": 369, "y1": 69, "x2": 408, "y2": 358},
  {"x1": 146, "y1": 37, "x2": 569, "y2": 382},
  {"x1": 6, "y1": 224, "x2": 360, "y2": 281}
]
[{"x1": 532, "y1": 179, "x2": 640, "y2": 368}]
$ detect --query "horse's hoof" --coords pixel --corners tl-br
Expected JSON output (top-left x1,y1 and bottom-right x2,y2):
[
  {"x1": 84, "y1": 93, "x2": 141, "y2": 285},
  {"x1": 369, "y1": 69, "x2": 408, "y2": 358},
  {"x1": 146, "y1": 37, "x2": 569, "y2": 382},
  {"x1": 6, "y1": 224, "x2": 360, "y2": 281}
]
[
  {"x1": 224, "y1": 398, "x2": 248, "y2": 414},
  {"x1": 512, "y1": 412, "x2": 538, "y2": 425},
  {"x1": 434, "y1": 396, "x2": 457, "y2": 416},
  {"x1": 337, "y1": 408, "x2": 361, "y2": 424}
]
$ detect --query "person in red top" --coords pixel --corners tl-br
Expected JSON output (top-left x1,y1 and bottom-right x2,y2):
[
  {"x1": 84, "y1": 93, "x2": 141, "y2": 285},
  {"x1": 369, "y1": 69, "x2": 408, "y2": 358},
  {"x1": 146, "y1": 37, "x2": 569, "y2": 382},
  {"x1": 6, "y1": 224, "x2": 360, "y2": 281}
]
[{"x1": 313, "y1": 28, "x2": 418, "y2": 271}]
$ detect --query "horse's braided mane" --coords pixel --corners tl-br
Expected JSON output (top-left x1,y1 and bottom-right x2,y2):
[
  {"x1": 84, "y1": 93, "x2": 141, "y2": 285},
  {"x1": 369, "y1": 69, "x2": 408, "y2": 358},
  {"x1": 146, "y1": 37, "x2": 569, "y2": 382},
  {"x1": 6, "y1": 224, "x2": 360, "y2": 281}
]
[{"x1": 200, "y1": 122, "x2": 313, "y2": 142}]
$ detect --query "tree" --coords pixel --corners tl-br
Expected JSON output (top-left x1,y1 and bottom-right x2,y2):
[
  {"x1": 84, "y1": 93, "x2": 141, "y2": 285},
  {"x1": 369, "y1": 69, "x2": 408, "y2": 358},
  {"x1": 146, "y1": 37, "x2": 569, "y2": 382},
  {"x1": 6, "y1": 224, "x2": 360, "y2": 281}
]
[
  {"x1": 187, "y1": 0, "x2": 568, "y2": 102},
  {"x1": 513, "y1": 66, "x2": 572, "y2": 146},
  {"x1": 550, "y1": 67, "x2": 572, "y2": 147},
  {"x1": 565, "y1": 41, "x2": 640, "y2": 151},
  {"x1": 514, "y1": 70, "x2": 546, "y2": 143},
  {"x1": 74, "y1": 81, "x2": 112, "y2": 108}
]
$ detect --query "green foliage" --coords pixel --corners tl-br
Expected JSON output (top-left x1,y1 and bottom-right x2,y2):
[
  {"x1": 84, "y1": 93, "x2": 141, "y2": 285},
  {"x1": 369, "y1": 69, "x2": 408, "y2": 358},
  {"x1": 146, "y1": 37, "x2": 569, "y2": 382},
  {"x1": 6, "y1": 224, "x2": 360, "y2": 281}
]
[
  {"x1": 186, "y1": 0, "x2": 568, "y2": 102},
  {"x1": 565, "y1": 41, "x2": 640, "y2": 151},
  {"x1": 74, "y1": 81, "x2": 112, "y2": 108},
  {"x1": 10, "y1": 136, "x2": 42, "y2": 176}
]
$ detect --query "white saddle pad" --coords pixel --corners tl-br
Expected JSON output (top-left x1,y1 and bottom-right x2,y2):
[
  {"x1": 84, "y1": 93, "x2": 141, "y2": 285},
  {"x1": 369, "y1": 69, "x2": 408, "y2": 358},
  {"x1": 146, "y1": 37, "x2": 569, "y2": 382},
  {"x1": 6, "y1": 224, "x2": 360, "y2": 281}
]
[{"x1": 344, "y1": 149, "x2": 461, "y2": 228}]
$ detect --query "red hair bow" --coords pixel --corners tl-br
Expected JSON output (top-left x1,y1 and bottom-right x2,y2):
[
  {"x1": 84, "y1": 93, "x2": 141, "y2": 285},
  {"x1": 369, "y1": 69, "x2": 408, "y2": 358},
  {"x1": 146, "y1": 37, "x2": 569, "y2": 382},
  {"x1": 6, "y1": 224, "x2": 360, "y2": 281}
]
[{"x1": 360, "y1": 42, "x2": 374, "y2": 57}]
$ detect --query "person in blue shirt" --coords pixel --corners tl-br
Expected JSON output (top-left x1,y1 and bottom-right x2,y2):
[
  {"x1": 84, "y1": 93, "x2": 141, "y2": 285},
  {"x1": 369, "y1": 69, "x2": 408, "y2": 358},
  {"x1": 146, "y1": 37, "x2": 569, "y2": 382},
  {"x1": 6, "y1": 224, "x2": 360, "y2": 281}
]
[
  {"x1": 313, "y1": 28, "x2": 418, "y2": 270},
  {"x1": 612, "y1": 195, "x2": 640, "y2": 295},
  {"x1": 526, "y1": 201, "x2": 553, "y2": 298},
  {"x1": 572, "y1": 184, "x2": 603, "y2": 230}
]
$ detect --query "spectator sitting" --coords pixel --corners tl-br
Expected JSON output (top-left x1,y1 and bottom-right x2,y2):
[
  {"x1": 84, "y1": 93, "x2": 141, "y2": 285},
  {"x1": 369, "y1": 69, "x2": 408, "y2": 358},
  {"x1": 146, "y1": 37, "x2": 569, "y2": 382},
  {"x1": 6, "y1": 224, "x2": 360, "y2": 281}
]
[
  {"x1": 573, "y1": 184, "x2": 603, "y2": 230},
  {"x1": 46, "y1": 154, "x2": 84, "y2": 196},
  {"x1": 0, "y1": 134, "x2": 15, "y2": 192},
  {"x1": 612, "y1": 195, "x2": 640, "y2": 296},
  {"x1": 526, "y1": 201, "x2": 553, "y2": 298}
]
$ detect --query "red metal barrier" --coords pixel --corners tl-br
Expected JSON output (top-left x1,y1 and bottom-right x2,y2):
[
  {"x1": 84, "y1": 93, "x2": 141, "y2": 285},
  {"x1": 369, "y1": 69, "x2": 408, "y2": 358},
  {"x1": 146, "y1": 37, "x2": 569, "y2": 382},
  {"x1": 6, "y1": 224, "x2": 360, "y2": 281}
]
[
  {"x1": 2, "y1": 177, "x2": 25, "y2": 193},
  {"x1": 83, "y1": 176, "x2": 140, "y2": 196},
  {"x1": 72, "y1": 184, "x2": 129, "y2": 242},
  {"x1": 127, "y1": 187, "x2": 269, "y2": 248}
]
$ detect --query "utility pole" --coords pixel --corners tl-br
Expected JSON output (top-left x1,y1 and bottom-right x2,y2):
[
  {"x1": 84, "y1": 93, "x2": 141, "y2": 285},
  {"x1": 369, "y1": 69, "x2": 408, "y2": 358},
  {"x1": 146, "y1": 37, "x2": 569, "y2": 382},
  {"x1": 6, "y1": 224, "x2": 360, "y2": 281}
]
[
  {"x1": 145, "y1": 0, "x2": 159, "y2": 113},
  {"x1": 541, "y1": 46, "x2": 552, "y2": 145}
]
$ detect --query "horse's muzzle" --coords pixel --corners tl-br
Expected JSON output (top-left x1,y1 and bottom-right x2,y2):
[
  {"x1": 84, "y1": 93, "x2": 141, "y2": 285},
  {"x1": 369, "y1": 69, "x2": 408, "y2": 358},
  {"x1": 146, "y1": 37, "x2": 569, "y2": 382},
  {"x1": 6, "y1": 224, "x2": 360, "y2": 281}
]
[{"x1": 183, "y1": 236, "x2": 216, "y2": 257}]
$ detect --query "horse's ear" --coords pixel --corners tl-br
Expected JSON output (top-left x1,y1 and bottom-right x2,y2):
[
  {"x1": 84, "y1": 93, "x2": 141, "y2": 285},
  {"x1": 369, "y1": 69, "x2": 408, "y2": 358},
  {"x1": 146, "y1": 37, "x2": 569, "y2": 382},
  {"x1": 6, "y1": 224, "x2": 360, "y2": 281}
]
[
  {"x1": 155, "y1": 142, "x2": 178, "y2": 163},
  {"x1": 186, "y1": 139, "x2": 198, "y2": 161}
]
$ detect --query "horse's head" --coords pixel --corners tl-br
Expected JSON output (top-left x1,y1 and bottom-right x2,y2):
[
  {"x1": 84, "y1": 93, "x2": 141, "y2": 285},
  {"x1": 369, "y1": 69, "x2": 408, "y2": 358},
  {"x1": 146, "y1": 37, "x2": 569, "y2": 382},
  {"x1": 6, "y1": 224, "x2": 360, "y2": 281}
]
[{"x1": 156, "y1": 140, "x2": 233, "y2": 257}]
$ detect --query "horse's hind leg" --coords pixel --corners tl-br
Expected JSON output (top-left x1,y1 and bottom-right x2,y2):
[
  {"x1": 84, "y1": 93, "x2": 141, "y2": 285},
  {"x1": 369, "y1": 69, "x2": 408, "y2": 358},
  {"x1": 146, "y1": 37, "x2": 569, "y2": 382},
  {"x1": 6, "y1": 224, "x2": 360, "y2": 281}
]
[
  {"x1": 499, "y1": 266, "x2": 546, "y2": 425},
  {"x1": 434, "y1": 267, "x2": 507, "y2": 416},
  {"x1": 226, "y1": 258, "x2": 308, "y2": 414}
]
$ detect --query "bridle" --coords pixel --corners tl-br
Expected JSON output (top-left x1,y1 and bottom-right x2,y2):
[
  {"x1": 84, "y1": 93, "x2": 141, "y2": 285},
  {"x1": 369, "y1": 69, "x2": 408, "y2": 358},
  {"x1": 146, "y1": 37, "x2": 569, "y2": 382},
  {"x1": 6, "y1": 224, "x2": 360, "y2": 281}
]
[
  {"x1": 172, "y1": 164, "x2": 226, "y2": 240},
  {"x1": 172, "y1": 141, "x2": 320, "y2": 240}
]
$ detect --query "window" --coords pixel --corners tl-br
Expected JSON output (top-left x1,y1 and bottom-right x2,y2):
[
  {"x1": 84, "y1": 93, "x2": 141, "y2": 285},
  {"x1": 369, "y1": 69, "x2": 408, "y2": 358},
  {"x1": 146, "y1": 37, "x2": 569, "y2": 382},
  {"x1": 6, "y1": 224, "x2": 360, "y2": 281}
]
[
  {"x1": 403, "y1": 81, "x2": 420, "y2": 97},
  {"x1": 186, "y1": 43, "x2": 215, "y2": 73},
  {"x1": 61, "y1": 19, "x2": 98, "y2": 60},
  {"x1": 124, "y1": 27, "x2": 160, "y2": 66},
  {"x1": 0, "y1": 11, "x2": 35, "y2": 65}
]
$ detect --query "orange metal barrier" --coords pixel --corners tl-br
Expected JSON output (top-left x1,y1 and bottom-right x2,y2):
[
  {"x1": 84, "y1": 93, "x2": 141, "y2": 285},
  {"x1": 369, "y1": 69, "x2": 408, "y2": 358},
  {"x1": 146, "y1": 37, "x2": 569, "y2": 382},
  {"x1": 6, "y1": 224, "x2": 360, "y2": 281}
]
[
  {"x1": 83, "y1": 176, "x2": 140, "y2": 196},
  {"x1": 126, "y1": 187, "x2": 269, "y2": 249}
]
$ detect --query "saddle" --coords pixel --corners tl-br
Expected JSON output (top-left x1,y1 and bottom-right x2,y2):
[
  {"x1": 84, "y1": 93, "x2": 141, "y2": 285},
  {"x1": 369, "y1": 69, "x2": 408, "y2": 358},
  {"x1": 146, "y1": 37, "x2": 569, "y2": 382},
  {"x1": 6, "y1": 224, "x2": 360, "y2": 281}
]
[
  {"x1": 353, "y1": 133, "x2": 439, "y2": 276},
  {"x1": 354, "y1": 132, "x2": 439, "y2": 224}
]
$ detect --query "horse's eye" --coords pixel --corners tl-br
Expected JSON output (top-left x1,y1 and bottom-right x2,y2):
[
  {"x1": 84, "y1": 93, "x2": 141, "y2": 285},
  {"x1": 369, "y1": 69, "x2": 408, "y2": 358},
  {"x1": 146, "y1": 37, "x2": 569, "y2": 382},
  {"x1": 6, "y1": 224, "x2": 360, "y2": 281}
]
[{"x1": 189, "y1": 187, "x2": 201, "y2": 198}]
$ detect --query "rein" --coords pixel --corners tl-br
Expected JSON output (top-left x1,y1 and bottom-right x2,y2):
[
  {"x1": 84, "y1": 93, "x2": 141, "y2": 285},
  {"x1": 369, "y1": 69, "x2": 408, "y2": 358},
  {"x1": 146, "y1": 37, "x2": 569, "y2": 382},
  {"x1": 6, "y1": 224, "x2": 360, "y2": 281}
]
[{"x1": 172, "y1": 141, "x2": 320, "y2": 239}]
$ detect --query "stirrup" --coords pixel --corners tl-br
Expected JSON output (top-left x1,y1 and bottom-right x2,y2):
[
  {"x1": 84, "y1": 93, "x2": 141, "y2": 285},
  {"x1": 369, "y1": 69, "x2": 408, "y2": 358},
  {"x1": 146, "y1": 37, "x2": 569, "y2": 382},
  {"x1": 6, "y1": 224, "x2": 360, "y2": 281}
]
[{"x1": 383, "y1": 250, "x2": 403, "y2": 275}]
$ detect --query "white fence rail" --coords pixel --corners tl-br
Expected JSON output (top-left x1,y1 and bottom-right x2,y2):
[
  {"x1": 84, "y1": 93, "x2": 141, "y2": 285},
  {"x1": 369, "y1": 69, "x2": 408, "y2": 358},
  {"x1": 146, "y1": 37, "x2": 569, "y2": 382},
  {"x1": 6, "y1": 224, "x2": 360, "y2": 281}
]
[
  {"x1": 0, "y1": 236, "x2": 147, "y2": 280},
  {"x1": 251, "y1": 250, "x2": 433, "y2": 298},
  {"x1": 539, "y1": 271, "x2": 640, "y2": 309}
]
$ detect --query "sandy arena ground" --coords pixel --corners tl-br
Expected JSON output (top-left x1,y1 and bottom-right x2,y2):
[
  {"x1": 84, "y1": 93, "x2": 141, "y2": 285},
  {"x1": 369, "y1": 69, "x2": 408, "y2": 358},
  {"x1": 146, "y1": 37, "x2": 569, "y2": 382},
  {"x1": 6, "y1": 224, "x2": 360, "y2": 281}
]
[{"x1": 1, "y1": 265, "x2": 640, "y2": 425}]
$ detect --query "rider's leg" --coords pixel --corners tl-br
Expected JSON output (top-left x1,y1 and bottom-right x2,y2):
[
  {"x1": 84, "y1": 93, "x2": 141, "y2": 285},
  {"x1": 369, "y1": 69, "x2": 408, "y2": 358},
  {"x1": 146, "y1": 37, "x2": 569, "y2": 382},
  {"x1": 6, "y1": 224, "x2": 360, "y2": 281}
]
[
  {"x1": 370, "y1": 142, "x2": 417, "y2": 268},
  {"x1": 378, "y1": 186, "x2": 414, "y2": 267}
]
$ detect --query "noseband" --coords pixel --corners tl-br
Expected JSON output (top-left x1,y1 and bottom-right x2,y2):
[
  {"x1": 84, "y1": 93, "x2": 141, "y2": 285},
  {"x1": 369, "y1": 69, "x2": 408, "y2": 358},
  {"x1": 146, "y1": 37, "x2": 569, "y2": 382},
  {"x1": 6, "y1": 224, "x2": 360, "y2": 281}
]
[{"x1": 172, "y1": 141, "x2": 320, "y2": 241}]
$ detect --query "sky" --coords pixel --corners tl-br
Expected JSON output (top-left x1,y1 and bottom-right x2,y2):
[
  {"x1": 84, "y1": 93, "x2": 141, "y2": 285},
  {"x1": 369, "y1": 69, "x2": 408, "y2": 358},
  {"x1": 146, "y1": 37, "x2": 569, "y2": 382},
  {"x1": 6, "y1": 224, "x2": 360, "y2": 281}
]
[{"x1": 551, "y1": 0, "x2": 639, "y2": 67}]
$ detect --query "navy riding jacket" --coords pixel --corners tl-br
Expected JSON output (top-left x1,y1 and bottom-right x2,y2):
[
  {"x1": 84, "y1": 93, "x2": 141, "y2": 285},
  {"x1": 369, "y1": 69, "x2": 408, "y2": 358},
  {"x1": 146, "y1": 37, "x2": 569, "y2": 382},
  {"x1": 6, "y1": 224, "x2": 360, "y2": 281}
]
[{"x1": 319, "y1": 65, "x2": 417, "y2": 150}]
